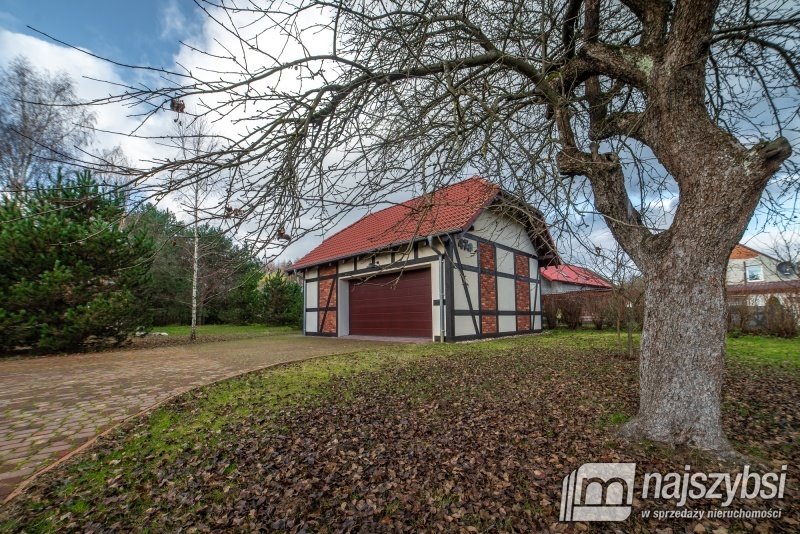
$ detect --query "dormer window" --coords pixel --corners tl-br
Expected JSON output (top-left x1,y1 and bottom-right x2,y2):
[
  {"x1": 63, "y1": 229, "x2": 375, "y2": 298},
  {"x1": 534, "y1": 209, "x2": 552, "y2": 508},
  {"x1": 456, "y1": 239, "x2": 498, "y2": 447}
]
[{"x1": 746, "y1": 264, "x2": 764, "y2": 282}]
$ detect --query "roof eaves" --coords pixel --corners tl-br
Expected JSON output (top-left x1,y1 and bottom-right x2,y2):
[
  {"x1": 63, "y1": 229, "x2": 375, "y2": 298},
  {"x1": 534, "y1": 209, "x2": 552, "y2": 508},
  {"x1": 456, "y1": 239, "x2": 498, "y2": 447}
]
[
  {"x1": 736, "y1": 243, "x2": 781, "y2": 263},
  {"x1": 292, "y1": 228, "x2": 462, "y2": 271},
  {"x1": 491, "y1": 190, "x2": 561, "y2": 265}
]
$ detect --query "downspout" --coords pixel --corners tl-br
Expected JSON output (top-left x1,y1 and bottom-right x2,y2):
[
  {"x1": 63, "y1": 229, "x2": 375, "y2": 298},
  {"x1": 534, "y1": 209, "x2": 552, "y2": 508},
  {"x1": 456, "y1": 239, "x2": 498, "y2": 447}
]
[
  {"x1": 300, "y1": 270, "x2": 306, "y2": 335},
  {"x1": 428, "y1": 235, "x2": 447, "y2": 342}
]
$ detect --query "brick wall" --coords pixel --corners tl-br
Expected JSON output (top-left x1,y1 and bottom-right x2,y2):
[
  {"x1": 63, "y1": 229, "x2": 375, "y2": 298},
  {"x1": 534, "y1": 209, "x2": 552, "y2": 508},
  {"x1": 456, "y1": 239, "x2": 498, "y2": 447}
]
[
  {"x1": 319, "y1": 311, "x2": 337, "y2": 334},
  {"x1": 319, "y1": 264, "x2": 337, "y2": 278},
  {"x1": 514, "y1": 253, "x2": 531, "y2": 331},
  {"x1": 479, "y1": 242, "x2": 496, "y2": 271},
  {"x1": 318, "y1": 278, "x2": 337, "y2": 308},
  {"x1": 514, "y1": 254, "x2": 529, "y2": 278},
  {"x1": 481, "y1": 315, "x2": 497, "y2": 334},
  {"x1": 479, "y1": 242, "x2": 497, "y2": 334},
  {"x1": 317, "y1": 264, "x2": 337, "y2": 334}
]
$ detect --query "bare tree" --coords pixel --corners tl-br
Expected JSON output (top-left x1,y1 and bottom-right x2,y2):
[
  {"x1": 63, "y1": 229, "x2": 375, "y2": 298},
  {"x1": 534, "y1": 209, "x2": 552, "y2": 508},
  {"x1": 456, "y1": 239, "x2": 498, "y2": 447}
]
[
  {"x1": 768, "y1": 226, "x2": 800, "y2": 267},
  {"x1": 0, "y1": 56, "x2": 96, "y2": 193},
  {"x1": 170, "y1": 118, "x2": 219, "y2": 341},
  {"x1": 74, "y1": 0, "x2": 799, "y2": 452},
  {"x1": 589, "y1": 243, "x2": 639, "y2": 344}
]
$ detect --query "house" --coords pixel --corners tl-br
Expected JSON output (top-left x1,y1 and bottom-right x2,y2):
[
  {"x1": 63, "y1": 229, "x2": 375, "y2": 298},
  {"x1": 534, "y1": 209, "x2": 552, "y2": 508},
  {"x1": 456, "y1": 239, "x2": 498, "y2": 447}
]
[
  {"x1": 539, "y1": 265, "x2": 615, "y2": 326},
  {"x1": 726, "y1": 243, "x2": 799, "y2": 307},
  {"x1": 539, "y1": 265, "x2": 613, "y2": 294},
  {"x1": 291, "y1": 177, "x2": 559, "y2": 341},
  {"x1": 727, "y1": 244, "x2": 800, "y2": 306}
]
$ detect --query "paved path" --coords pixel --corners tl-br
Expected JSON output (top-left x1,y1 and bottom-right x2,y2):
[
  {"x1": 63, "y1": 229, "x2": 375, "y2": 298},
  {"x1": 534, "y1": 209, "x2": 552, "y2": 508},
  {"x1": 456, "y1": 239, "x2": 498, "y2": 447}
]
[{"x1": 0, "y1": 335, "x2": 390, "y2": 499}]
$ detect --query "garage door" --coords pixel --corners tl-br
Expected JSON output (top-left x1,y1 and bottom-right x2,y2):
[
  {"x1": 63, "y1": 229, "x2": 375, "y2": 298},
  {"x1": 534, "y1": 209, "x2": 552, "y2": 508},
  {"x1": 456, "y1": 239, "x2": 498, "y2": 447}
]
[{"x1": 349, "y1": 268, "x2": 432, "y2": 337}]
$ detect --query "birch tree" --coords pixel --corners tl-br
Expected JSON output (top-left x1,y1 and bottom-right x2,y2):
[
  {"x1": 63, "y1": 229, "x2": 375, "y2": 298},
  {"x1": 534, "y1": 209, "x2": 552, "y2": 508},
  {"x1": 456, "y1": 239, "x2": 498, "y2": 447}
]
[{"x1": 171, "y1": 118, "x2": 217, "y2": 341}]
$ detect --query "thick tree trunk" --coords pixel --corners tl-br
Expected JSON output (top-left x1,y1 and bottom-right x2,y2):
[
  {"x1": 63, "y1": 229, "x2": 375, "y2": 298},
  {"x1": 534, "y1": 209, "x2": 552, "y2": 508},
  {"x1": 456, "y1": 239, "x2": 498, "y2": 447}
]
[{"x1": 622, "y1": 250, "x2": 730, "y2": 451}]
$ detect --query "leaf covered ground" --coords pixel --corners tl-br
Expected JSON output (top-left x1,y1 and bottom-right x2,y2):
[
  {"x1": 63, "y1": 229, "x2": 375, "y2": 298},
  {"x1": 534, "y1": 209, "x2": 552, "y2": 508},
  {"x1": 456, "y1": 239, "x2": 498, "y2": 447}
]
[{"x1": 1, "y1": 331, "x2": 798, "y2": 532}]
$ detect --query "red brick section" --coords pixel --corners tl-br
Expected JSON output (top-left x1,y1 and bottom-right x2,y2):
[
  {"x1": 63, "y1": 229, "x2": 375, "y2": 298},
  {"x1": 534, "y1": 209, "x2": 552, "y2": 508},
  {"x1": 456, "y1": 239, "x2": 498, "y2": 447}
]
[
  {"x1": 319, "y1": 311, "x2": 337, "y2": 334},
  {"x1": 479, "y1": 242, "x2": 496, "y2": 272},
  {"x1": 317, "y1": 265, "x2": 338, "y2": 334},
  {"x1": 479, "y1": 242, "x2": 497, "y2": 334},
  {"x1": 481, "y1": 315, "x2": 498, "y2": 334},
  {"x1": 515, "y1": 253, "x2": 531, "y2": 331},
  {"x1": 514, "y1": 254, "x2": 529, "y2": 278},
  {"x1": 319, "y1": 264, "x2": 338, "y2": 279}
]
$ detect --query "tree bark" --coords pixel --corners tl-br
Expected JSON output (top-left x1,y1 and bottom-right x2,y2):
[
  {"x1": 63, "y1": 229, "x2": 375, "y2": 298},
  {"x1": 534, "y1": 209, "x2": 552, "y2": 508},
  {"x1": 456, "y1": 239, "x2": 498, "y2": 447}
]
[
  {"x1": 621, "y1": 254, "x2": 730, "y2": 451},
  {"x1": 561, "y1": 127, "x2": 790, "y2": 452},
  {"x1": 190, "y1": 202, "x2": 199, "y2": 343}
]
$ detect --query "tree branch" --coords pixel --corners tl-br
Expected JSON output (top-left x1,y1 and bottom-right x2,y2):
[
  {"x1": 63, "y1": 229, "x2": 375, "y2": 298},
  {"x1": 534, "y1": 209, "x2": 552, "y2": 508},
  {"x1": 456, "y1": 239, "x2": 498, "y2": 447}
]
[{"x1": 557, "y1": 146, "x2": 652, "y2": 265}]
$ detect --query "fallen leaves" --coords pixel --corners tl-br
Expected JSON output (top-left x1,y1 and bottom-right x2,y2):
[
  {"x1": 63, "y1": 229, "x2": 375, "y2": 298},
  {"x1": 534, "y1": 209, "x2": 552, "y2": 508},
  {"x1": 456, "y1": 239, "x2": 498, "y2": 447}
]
[{"x1": 1, "y1": 341, "x2": 798, "y2": 533}]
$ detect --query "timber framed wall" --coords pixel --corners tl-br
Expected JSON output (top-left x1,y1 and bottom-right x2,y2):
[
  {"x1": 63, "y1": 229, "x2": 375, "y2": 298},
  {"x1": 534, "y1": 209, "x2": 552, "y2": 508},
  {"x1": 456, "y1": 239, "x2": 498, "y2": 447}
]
[
  {"x1": 444, "y1": 209, "x2": 543, "y2": 341},
  {"x1": 301, "y1": 210, "x2": 544, "y2": 341}
]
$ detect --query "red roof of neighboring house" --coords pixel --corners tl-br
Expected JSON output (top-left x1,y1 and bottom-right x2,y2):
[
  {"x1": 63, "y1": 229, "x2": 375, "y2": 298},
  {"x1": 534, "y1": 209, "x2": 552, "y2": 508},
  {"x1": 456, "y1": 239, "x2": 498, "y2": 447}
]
[
  {"x1": 539, "y1": 265, "x2": 613, "y2": 289},
  {"x1": 293, "y1": 176, "x2": 558, "y2": 270},
  {"x1": 730, "y1": 244, "x2": 760, "y2": 260}
]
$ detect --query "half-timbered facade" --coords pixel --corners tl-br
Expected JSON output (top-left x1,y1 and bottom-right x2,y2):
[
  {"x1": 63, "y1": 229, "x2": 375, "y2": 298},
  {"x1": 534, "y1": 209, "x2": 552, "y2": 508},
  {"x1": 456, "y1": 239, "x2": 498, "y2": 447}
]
[{"x1": 292, "y1": 177, "x2": 559, "y2": 341}]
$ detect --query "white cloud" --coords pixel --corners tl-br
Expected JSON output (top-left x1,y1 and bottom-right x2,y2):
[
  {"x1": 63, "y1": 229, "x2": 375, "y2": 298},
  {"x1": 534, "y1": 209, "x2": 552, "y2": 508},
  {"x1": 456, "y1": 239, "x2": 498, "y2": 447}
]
[
  {"x1": 0, "y1": 29, "x2": 172, "y2": 169},
  {"x1": 159, "y1": 1, "x2": 188, "y2": 41}
]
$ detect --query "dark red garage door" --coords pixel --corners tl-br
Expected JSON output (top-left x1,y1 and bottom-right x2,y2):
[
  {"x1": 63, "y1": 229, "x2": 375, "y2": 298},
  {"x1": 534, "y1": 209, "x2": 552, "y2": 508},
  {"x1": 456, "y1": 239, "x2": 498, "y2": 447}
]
[{"x1": 349, "y1": 268, "x2": 432, "y2": 337}]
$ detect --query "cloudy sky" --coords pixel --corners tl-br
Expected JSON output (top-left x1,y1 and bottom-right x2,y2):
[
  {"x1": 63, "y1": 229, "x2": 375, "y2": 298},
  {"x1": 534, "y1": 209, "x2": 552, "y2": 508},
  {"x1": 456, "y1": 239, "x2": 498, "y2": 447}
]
[{"x1": 0, "y1": 0, "x2": 796, "y2": 267}]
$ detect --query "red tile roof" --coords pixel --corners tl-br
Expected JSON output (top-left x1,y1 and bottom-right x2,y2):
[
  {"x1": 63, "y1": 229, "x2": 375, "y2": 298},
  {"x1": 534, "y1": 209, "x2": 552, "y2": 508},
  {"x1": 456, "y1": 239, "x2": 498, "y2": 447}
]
[
  {"x1": 293, "y1": 177, "x2": 500, "y2": 269},
  {"x1": 539, "y1": 265, "x2": 612, "y2": 289},
  {"x1": 730, "y1": 244, "x2": 760, "y2": 260}
]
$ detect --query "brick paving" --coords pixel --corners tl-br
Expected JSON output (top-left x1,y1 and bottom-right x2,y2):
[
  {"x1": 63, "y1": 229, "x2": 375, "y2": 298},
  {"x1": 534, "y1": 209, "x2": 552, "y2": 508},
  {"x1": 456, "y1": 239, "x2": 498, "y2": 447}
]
[{"x1": 0, "y1": 335, "x2": 390, "y2": 499}]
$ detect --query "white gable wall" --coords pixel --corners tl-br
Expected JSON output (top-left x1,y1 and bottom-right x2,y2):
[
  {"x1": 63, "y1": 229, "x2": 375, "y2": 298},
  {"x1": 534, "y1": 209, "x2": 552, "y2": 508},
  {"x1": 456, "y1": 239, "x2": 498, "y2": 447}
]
[
  {"x1": 449, "y1": 207, "x2": 542, "y2": 339},
  {"x1": 471, "y1": 210, "x2": 537, "y2": 254}
]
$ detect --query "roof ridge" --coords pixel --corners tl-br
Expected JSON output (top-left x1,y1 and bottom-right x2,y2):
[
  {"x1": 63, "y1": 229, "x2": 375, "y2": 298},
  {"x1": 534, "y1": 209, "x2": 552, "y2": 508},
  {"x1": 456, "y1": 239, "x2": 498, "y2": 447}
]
[
  {"x1": 292, "y1": 176, "x2": 500, "y2": 269},
  {"x1": 308, "y1": 176, "x2": 494, "y2": 247}
]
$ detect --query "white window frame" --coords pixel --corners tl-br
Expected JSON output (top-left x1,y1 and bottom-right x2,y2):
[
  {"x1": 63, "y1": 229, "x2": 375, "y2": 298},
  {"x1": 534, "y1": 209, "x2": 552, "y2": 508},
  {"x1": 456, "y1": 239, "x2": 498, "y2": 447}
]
[{"x1": 745, "y1": 264, "x2": 764, "y2": 282}]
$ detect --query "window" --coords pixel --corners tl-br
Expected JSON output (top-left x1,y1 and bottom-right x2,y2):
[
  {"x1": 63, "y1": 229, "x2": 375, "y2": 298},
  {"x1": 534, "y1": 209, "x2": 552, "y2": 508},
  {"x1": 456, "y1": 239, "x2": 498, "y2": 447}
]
[{"x1": 746, "y1": 264, "x2": 764, "y2": 282}]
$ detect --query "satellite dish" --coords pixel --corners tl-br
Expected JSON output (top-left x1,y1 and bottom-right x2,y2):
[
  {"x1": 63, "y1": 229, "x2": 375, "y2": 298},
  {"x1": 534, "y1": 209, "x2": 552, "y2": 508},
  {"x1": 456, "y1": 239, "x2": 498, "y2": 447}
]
[{"x1": 776, "y1": 261, "x2": 797, "y2": 278}]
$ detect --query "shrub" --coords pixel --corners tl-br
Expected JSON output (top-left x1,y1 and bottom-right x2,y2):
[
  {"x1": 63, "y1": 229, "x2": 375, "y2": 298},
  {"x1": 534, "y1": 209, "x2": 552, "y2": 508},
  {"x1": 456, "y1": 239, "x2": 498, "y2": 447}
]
[
  {"x1": 764, "y1": 295, "x2": 797, "y2": 338},
  {"x1": 727, "y1": 298, "x2": 759, "y2": 333},
  {"x1": 259, "y1": 272, "x2": 303, "y2": 327},
  {"x1": 559, "y1": 295, "x2": 583, "y2": 329},
  {"x1": 542, "y1": 297, "x2": 558, "y2": 329}
]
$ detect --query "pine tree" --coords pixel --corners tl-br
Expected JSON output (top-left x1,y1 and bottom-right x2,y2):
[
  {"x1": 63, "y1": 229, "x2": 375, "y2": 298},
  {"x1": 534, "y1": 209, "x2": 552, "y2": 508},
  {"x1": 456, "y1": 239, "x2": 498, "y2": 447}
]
[{"x1": 0, "y1": 171, "x2": 153, "y2": 353}]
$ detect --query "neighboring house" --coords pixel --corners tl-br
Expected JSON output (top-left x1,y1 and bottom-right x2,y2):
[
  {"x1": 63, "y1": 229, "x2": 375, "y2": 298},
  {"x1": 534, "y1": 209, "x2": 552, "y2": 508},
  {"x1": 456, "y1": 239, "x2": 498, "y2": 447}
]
[
  {"x1": 291, "y1": 177, "x2": 559, "y2": 341},
  {"x1": 539, "y1": 265, "x2": 615, "y2": 325},
  {"x1": 539, "y1": 265, "x2": 613, "y2": 294},
  {"x1": 726, "y1": 244, "x2": 800, "y2": 306}
]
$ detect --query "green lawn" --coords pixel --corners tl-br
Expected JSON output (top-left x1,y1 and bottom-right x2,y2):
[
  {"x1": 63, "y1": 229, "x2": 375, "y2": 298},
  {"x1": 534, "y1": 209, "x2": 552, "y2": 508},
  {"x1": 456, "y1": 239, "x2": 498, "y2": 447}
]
[
  {"x1": 726, "y1": 332, "x2": 799, "y2": 365},
  {"x1": 1, "y1": 329, "x2": 797, "y2": 532},
  {"x1": 539, "y1": 327, "x2": 798, "y2": 366},
  {"x1": 155, "y1": 324, "x2": 298, "y2": 337}
]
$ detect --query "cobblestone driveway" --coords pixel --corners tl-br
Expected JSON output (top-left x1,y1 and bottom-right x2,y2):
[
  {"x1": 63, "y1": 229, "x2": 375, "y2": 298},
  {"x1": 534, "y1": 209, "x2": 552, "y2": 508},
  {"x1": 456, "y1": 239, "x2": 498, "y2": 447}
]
[{"x1": 0, "y1": 335, "x2": 389, "y2": 498}]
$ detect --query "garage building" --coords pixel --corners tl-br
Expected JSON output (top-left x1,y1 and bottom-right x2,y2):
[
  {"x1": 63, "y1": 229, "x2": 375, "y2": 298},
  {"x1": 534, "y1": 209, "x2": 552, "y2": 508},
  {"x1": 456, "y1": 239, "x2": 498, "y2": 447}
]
[{"x1": 291, "y1": 177, "x2": 559, "y2": 341}]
